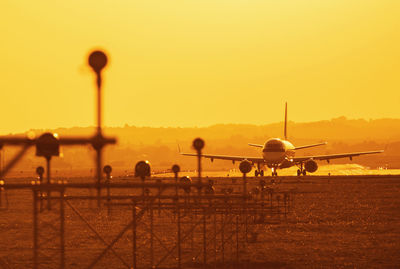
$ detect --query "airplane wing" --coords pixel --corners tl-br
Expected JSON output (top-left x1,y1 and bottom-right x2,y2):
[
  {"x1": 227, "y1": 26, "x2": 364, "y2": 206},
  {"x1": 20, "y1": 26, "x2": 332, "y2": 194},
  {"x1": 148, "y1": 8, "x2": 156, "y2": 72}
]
[
  {"x1": 294, "y1": 142, "x2": 327, "y2": 150},
  {"x1": 248, "y1": 143, "x2": 263, "y2": 148},
  {"x1": 292, "y1": 150, "x2": 384, "y2": 163},
  {"x1": 180, "y1": 152, "x2": 264, "y2": 163}
]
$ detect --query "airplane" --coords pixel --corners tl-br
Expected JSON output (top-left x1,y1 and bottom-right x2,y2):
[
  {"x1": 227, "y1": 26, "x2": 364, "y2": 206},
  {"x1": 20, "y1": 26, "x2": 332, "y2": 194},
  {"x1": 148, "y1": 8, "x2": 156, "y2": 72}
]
[{"x1": 181, "y1": 103, "x2": 384, "y2": 177}]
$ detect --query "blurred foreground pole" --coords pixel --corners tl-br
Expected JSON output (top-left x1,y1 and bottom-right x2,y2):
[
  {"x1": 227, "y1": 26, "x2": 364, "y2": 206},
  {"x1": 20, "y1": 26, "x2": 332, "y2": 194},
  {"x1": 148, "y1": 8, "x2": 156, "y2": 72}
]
[
  {"x1": 193, "y1": 138, "x2": 204, "y2": 194},
  {"x1": 88, "y1": 50, "x2": 108, "y2": 206}
]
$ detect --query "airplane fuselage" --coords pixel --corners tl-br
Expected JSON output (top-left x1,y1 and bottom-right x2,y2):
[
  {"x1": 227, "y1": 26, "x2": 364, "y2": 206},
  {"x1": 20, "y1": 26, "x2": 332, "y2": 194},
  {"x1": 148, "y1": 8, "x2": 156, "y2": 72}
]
[{"x1": 262, "y1": 138, "x2": 295, "y2": 169}]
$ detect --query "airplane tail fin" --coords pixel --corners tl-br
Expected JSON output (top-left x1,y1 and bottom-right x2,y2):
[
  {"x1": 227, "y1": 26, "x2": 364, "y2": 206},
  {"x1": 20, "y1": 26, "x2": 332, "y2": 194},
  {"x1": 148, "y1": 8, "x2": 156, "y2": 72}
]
[
  {"x1": 284, "y1": 102, "x2": 288, "y2": 140},
  {"x1": 177, "y1": 142, "x2": 182, "y2": 154}
]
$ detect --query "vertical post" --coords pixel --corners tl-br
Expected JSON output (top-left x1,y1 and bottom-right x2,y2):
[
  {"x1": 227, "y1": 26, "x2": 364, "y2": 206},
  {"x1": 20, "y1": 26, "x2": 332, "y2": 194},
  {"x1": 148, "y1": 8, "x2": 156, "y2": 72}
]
[
  {"x1": 177, "y1": 201, "x2": 181, "y2": 269},
  {"x1": 236, "y1": 215, "x2": 239, "y2": 263},
  {"x1": 172, "y1": 164, "x2": 180, "y2": 196},
  {"x1": 150, "y1": 204, "x2": 154, "y2": 268},
  {"x1": 96, "y1": 149, "x2": 102, "y2": 208},
  {"x1": 191, "y1": 214, "x2": 194, "y2": 253},
  {"x1": 88, "y1": 50, "x2": 108, "y2": 207},
  {"x1": 197, "y1": 154, "x2": 201, "y2": 181},
  {"x1": 192, "y1": 138, "x2": 204, "y2": 195},
  {"x1": 213, "y1": 212, "x2": 217, "y2": 267},
  {"x1": 239, "y1": 160, "x2": 251, "y2": 244},
  {"x1": 221, "y1": 212, "x2": 225, "y2": 264},
  {"x1": 203, "y1": 208, "x2": 207, "y2": 268},
  {"x1": 46, "y1": 157, "x2": 51, "y2": 210},
  {"x1": 33, "y1": 189, "x2": 39, "y2": 269},
  {"x1": 132, "y1": 204, "x2": 137, "y2": 269},
  {"x1": 60, "y1": 188, "x2": 65, "y2": 269},
  {"x1": 103, "y1": 166, "x2": 112, "y2": 217},
  {"x1": 0, "y1": 148, "x2": 2, "y2": 208},
  {"x1": 157, "y1": 179, "x2": 162, "y2": 216},
  {"x1": 38, "y1": 172, "x2": 43, "y2": 211},
  {"x1": 243, "y1": 173, "x2": 247, "y2": 196},
  {"x1": 107, "y1": 179, "x2": 111, "y2": 216}
]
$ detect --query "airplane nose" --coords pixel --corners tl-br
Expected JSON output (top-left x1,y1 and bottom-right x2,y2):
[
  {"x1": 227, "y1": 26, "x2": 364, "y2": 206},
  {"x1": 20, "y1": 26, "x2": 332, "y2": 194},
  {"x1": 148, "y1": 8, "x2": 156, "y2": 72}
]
[{"x1": 263, "y1": 151, "x2": 285, "y2": 162}]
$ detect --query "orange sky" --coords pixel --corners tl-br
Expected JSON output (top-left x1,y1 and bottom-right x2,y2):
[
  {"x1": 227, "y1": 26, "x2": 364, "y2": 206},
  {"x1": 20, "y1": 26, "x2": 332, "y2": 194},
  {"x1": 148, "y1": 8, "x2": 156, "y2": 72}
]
[{"x1": 1, "y1": 0, "x2": 399, "y2": 134}]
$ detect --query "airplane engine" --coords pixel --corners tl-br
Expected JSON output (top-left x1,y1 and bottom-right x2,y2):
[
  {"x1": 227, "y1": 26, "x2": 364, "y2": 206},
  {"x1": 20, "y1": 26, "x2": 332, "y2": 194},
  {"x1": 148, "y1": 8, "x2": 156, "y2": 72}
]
[{"x1": 304, "y1": 160, "x2": 318, "y2": 173}]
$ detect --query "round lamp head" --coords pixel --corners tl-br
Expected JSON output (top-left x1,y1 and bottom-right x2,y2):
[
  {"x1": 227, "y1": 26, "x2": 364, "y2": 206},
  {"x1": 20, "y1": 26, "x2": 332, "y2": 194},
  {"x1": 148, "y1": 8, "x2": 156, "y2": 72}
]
[
  {"x1": 36, "y1": 166, "x2": 45, "y2": 176},
  {"x1": 103, "y1": 165, "x2": 112, "y2": 174},
  {"x1": 172, "y1": 164, "x2": 180, "y2": 174},
  {"x1": 192, "y1": 138, "x2": 205, "y2": 151},
  {"x1": 135, "y1": 160, "x2": 151, "y2": 179},
  {"x1": 88, "y1": 50, "x2": 108, "y2": 74}
]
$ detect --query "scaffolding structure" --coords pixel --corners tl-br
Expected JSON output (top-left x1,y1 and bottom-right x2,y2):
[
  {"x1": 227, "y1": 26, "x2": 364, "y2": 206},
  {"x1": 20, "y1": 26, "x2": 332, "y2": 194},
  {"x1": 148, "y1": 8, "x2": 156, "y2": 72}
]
[{"x1": 3, "y1": 177, "x2": 294, "y2": 268}]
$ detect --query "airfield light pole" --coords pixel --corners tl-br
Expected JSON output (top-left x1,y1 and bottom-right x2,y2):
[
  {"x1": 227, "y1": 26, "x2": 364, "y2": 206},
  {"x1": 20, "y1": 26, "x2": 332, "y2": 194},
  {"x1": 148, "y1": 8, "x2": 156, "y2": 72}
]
[
  {"x1": 239, "y1": 160, "x2": 252, "y2": 196},
  {"x1": 0, "y1": 145, "x2": 2, "y2": 176},
  {"x1": 103, "y1": 165, "x2": 112, "y2": 216},
  {"x1": 88, "y1": 50, "x2": 108, "y2": 206},
  {"x1": 172, "y1": 164, "x2": 180, "y2": 195},
  {"x1": 0, "y1": 145, "x2": 2, "y2": 208},
  {"x1": 36, "y1": 166, "x2": 44, "y2": 210},
  {"x1": 172, "y1": 164, "x2": 181, "y2": 268},
  {"x1": 193, "y1": 138, "x2": 204, "y2": 194},
  {"x1": 239, "y1": 160, "x2": 251, "y2": 246},
  {"x1": 36, "y1": 133, "x2": 60, "y2": 210}
]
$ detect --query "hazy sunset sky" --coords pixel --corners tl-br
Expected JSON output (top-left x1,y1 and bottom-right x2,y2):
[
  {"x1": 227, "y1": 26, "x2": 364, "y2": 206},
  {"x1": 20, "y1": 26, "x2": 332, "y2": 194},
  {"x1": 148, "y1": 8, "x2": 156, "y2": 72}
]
[{"x1": 1, "y1": 0, "x2": 399, "y2": 134}]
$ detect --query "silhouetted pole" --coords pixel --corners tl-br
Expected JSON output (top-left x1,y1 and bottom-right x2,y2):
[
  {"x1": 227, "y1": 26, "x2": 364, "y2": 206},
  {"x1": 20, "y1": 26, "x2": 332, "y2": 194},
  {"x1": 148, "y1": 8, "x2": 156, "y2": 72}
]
[
  {"x1": 239, "y1": 160, "x2": 251, "y2": 196},
  {"x1": 0, "y1": 146, "x2": 2, "y2": 176},
  {"x1": 35, "y1": 133, "x2": 60, "y2": 210},
  {"x1": 36, "y1": 166, "x2": 44, "y2": 210},
  {"x1": 135, "y1": 160, "x2": 151, "y2": 196},
  {"x1": 88, "y1": 50, "x2": 108, "y2": 206},
  {"x1": 46, "y1": 156, "x2": 51, "y2": 210},
  {"x1": 132, "y1": 204, "x2": 137, "y2": 269},
  {"x1": 172, "y1": 164, "x2": 180, "y2": 195},
  {"x1": 0, "y1": 146, "x2": 2, "y2": 208},
  {"x1": 33, "y1": 189, "x2": 39, "y2": 269},
  {"x1": 60, "y1": 187, "x2": 65, "y2": 269},
  {"x1": 172, "y1": 164, "x2": 181, "y2": 269},
  {"x1": 103, "y1": 165, "x2": 112, "y2": 216},
  {"x1": 192, "y1": 138, "x2": 204, "y2": 194},
  {"x1": 239, "y1": 160, "x2": 251, "y2": 246}
]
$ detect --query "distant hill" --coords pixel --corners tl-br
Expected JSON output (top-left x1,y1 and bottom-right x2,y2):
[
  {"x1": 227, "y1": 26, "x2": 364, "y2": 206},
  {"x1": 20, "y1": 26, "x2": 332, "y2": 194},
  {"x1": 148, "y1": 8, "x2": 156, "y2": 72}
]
[
  {"x1": 2, "y1": 117, "x2": 400, "y2": 177},
  {"x1": 22, "y1": 116, "x2": 400, "y2": 145}
]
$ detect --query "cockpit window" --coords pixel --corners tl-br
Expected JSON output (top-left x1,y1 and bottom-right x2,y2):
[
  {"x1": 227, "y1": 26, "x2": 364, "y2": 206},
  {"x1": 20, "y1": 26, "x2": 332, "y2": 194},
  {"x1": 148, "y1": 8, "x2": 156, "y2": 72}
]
[{"x1": 263, "y1": 139, "x2": 285, "y2": 152}]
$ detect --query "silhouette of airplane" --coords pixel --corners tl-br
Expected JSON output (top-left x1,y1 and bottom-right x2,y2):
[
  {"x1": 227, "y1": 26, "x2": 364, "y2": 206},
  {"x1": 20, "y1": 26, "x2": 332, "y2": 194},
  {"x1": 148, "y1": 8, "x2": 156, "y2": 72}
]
[{"x1": 181, "y1": 103, "x2": 383, "y2": 177}]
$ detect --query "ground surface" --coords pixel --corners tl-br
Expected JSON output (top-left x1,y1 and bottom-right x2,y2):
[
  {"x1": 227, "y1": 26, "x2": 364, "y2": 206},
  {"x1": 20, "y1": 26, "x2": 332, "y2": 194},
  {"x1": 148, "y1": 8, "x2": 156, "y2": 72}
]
[{"x1": 0, "y1": 175, "x2": 399, "y2": 268}]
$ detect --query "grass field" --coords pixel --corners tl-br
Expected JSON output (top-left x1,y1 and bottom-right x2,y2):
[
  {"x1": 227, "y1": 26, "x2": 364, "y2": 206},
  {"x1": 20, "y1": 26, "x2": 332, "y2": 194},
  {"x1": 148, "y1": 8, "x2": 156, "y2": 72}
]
[{"x1": 0, "y1": 174, "x2": 399, "y2": 268}]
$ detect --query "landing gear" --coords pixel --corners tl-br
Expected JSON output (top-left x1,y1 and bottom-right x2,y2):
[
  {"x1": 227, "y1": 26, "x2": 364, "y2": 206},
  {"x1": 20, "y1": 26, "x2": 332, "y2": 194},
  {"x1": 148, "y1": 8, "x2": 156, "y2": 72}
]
[
  {"x1": 297, "y1": 168, "x2": 307, "y2": 176},
  {"x1": 271, "y1": 168, "x2": 278, "y2": 177},
  {"x1": 255, "y1": 169, "x2": 265, "y2": 177},
  {"x1": 297, "y1": 163, "x2": 307, "y2": 176}
]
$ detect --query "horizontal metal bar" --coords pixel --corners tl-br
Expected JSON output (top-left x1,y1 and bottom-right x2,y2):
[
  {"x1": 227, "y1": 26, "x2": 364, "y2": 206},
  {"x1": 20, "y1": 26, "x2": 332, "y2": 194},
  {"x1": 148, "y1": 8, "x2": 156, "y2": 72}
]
[
  {"x1": 0, "y1": 181, "x2": 213, "y2": 190},
  {"x1": 0, "y1": 136, "x2": 116, "y2": 146}
]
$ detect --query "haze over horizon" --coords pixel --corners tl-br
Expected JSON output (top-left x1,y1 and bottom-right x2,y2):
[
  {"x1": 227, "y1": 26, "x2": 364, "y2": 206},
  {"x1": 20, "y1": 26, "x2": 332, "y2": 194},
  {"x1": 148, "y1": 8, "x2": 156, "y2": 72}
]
[{"x1": 3, "y1": 115, "x2": 400, "y2": 136}]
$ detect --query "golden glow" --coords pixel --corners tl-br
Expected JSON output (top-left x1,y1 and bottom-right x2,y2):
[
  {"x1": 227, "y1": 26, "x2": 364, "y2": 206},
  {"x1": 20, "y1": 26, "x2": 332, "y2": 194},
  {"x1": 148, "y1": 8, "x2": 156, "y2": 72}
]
[
  {"x1": 26, "y1": 131, "x2": 36, "y2": 140},
  {"x1": 1, "y1": 0, "x2": 399, "y2": 134}
]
